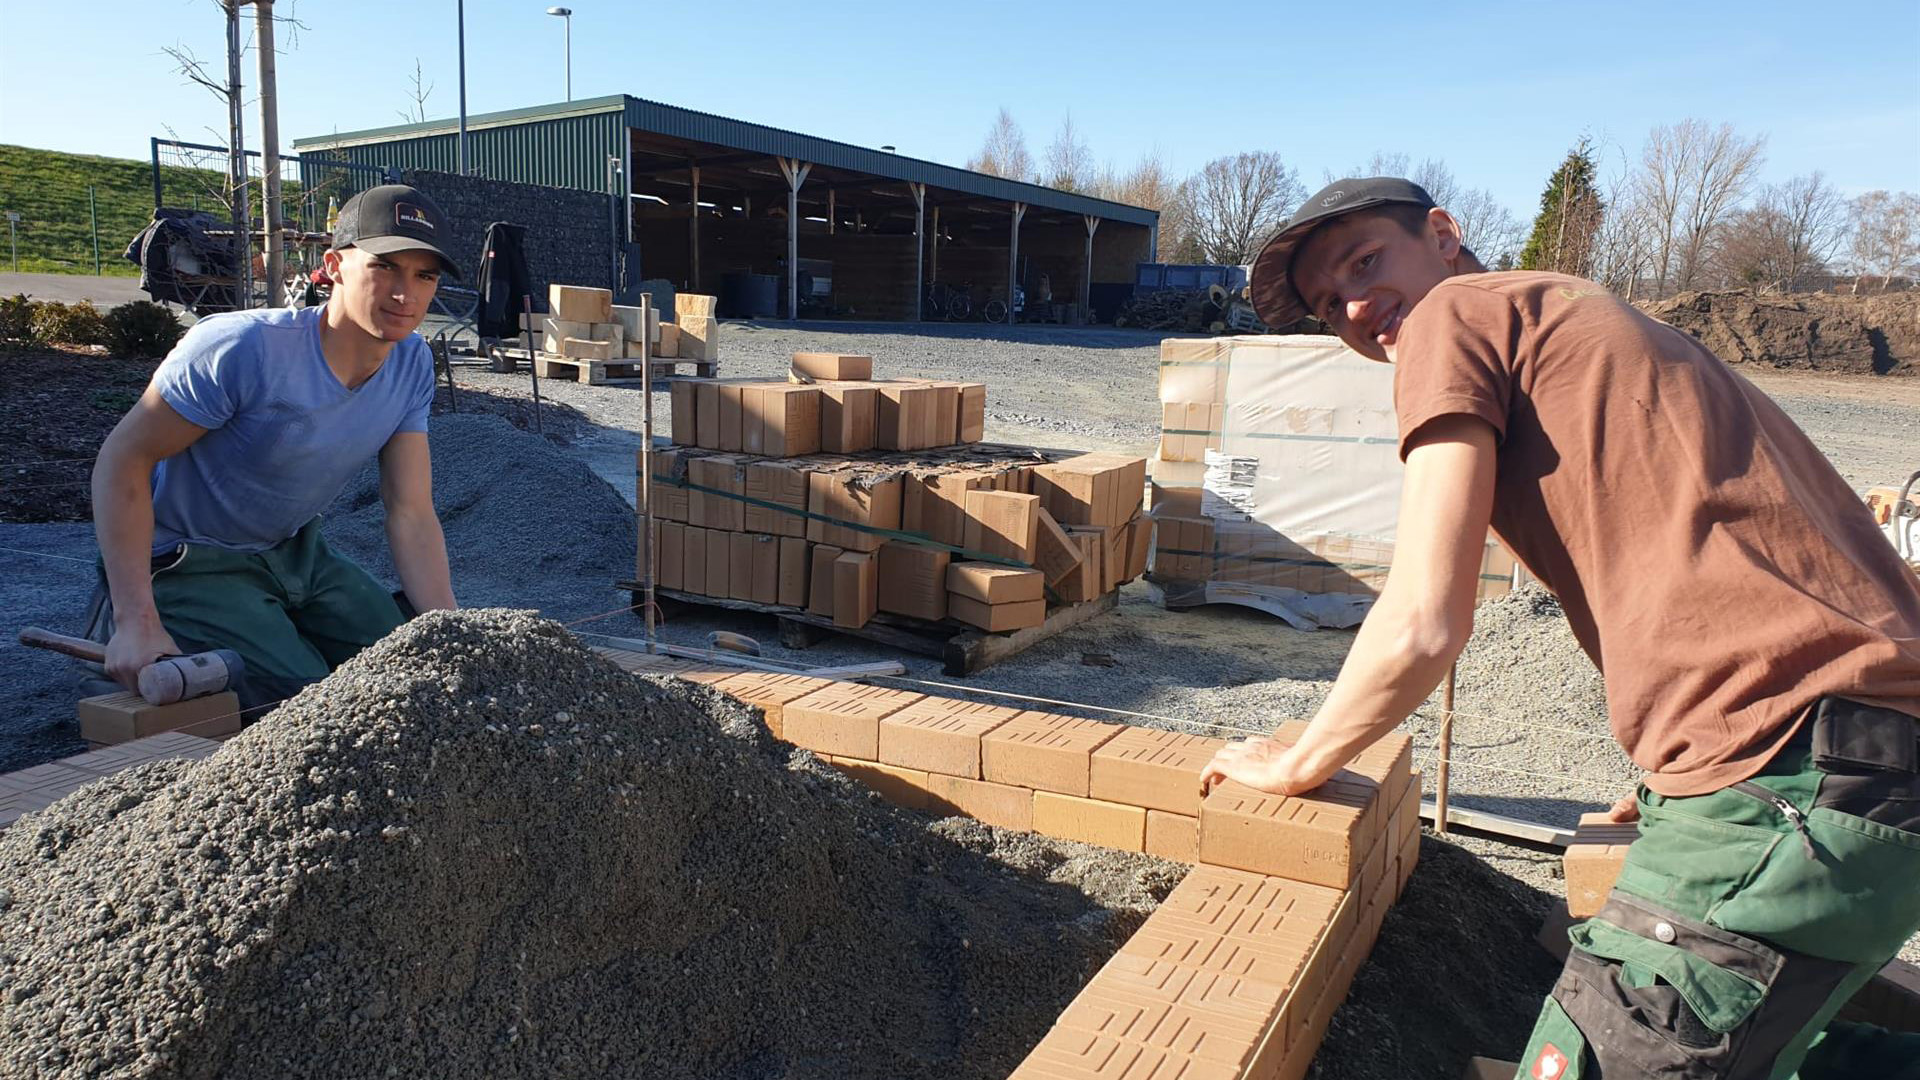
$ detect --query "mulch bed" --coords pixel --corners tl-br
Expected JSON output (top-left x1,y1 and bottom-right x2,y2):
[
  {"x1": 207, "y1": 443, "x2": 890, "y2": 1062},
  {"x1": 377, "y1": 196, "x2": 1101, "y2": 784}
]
[
  {"x1": 0, "y1": 346, "x2": 152, "y2": 524},
  {"x1": 0, "y1": 346, "x2": 591, "y2": 524}
]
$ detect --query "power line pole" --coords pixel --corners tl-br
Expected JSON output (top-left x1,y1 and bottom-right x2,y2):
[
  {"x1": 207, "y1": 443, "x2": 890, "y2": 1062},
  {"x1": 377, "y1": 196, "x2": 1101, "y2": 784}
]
[{"x1": 89, "y1": 187, "x2": 101, "y2": 275}]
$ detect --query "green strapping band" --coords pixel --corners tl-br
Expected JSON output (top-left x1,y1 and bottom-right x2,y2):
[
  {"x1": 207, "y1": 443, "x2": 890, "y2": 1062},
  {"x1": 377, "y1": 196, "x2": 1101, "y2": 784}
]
[{"x1": 1154, "y1": 427, "x2": 1396, "y2": 446}]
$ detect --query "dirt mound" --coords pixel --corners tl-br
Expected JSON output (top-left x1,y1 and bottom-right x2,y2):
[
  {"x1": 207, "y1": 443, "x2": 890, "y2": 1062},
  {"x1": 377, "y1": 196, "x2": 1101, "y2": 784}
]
[
  {"x1": 0, "y1": 610, "x2": 1172, "y2": 1079},
  {"x1": 1314, "y1": 834, "x2": 1563, "y2": 1076},
  {"x1": 1642, "y1": 288, "x2": 1918, "y2": 376}
]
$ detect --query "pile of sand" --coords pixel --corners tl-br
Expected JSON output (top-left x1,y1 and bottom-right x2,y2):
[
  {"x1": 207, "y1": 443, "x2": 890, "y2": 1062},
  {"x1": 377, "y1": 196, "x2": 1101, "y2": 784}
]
[
  {"x1": 0, "y1": 610, "x2": 1172, "y2": 1079},
  {"x1": 1643, "y1": 288, "x2": 1917, "y2": 376}
]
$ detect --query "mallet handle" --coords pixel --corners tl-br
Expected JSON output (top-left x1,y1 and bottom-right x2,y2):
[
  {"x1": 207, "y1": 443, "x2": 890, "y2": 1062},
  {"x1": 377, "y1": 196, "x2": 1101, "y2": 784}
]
[{"x1": 18, "y1": 626, "x2": 107, "y2": 664}]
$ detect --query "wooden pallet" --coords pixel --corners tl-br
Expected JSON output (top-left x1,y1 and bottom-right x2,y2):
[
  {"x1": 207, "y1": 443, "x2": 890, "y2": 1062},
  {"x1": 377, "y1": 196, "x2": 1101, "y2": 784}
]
[
  {"x1": 533, "y1": 354, "x2": 720, "y2": 384},
  {"x1": 616, "y1": 582, "x2": 1118, "y2": 676}
]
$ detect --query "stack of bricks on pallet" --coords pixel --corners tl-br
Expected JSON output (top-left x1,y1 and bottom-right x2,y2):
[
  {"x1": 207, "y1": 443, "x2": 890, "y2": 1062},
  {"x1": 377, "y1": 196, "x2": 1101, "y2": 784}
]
[
  {"x1": 0, "y1": 732, "x2": 223, "y2": 830},
  {"x1": 641, "y1": 351, "x2": 1152, "y2": 635}
]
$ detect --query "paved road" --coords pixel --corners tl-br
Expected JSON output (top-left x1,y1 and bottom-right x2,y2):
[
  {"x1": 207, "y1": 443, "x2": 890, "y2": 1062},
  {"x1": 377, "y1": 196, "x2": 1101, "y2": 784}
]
[{"x1": 0, "y1": 271, "x2": 151, "y2": 308}]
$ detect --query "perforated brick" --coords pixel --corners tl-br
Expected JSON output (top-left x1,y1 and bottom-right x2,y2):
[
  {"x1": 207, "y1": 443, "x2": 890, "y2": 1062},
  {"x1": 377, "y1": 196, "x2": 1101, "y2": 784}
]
[
  {"x1": 1198, "y1": 776, "x2": 1378, "y2": 889},
  {"x1": 877, "y1": 697, "x2": 1024, "y2": 778},
  {"x1": 829, "y1": 757, "x2": 931, "y2": 810},
  {"x1": 924, "y1": 773, "x2": 1033, "y2": 831},
  {"x1": 1089, "y1": 727, "x2": 1226, "y2": 816},
  {"x1": 1144, "y1": 811, "x2": 1199, "y2": 863},
  {"x1": 1564, "y1": 811, "x2": 1637, "y2": 917},
  {"x1": 1033, "y1": 791, "x2": 1147, "y2": 850},
  {"x1": 981, "y1": 711, "x2": 1126, "y2": 796},
  {"x1": 781, "y1": 684, "x2": 925, "y2": 760},
  {"x1": 713, "y1": 672, "x2": 838, "y2": 740},
  {"x1": 1010, "y1": 1025, "x2": 1240, "y2": 1079},
  {"x1": 1054, "y1": 978, "x2": 1268, "y2": 1070}
]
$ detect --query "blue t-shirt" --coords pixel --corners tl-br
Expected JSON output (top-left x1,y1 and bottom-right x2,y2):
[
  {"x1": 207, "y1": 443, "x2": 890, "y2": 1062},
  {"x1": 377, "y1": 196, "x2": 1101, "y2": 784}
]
[{"x1": 148, "y1": 305, "x2": 434, "y2": 554}]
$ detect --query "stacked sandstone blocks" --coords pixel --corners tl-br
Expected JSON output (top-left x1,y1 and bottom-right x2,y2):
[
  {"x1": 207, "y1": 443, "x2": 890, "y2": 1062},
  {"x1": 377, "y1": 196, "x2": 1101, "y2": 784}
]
[
  {"x1": 642, "y1": 351, "x2": 1152, "y2": 635},
  {"x1": 523, "y1": 286, "x2": 720, "y2": 365},
  {"x1": 673, "y1": 650, "x2": 1422, "y2": 1080}
]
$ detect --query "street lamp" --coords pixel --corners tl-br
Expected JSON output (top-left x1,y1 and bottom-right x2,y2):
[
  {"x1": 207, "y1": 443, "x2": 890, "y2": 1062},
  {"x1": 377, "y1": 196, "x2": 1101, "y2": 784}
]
[{"x1": 546, "y1": 7, "x2": 572, "y2": 102}]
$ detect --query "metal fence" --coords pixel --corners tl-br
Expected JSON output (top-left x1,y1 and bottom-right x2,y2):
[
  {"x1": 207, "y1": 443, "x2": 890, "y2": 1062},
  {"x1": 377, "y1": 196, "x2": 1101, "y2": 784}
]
[{"x1": 145, "y1": 137, "x2": 396, "y2": 310}]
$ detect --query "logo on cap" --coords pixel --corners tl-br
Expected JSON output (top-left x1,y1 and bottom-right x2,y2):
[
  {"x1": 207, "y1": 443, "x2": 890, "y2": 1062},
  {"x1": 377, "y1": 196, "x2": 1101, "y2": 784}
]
[
  {"x1": 1321, "y1": 190, "x2": 1348, "y2": 208},
  {"x1": 395, "y1": 203, "x2": 435, "y2": 233}
]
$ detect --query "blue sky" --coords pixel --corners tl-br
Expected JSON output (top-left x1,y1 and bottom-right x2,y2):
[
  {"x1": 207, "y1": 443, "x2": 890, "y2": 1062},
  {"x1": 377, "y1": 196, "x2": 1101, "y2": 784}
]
[{"x1": 3, "y1": 0, "x2": 1916, "y2": 217}]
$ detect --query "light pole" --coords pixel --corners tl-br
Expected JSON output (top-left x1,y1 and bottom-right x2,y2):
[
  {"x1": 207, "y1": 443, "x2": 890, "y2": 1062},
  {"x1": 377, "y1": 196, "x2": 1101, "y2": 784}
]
[
  {"x1": 457, "y1": 0, "x2": 469, "y2": 174},
  {"x1": 546, "y1": 7, "x2": 572, "y2": 101}
]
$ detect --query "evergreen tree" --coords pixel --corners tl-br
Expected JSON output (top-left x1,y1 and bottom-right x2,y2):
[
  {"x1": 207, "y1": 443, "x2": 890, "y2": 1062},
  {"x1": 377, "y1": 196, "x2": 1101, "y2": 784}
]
[{"x1": 1520, "y1": 140, "x2": 1605, "y2": 275}]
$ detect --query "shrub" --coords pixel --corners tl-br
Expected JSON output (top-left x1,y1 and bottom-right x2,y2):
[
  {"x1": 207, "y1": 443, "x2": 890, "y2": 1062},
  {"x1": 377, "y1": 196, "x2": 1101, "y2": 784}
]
[
  {"x1": 101, "y1": 301, "x2": 187, "y2": 359},
  {"x1": 32, "y1": 300, "x2": 108, "y2": 346},
  {"x1": 0, "y1": 294, "x2": 37, "y2": 344}
]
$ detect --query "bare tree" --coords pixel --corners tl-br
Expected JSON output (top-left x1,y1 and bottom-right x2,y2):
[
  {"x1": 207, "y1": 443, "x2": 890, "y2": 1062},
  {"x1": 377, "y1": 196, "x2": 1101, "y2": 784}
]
[
  {"x1": 1042, "y1": 112, "x2": 1095, "y2": 193},
  {"x1": 968, "y1": 108, "x2": 1035, "y2": 183},
  {"x1": 1589, "y1": 166, "x2": 1656, "y2": 298},
  {"x1": 1179, "y1": 151, "x2": 1305, "y2": 265},
  {"x1": 1633, "y1": 120, "x2": 1767, "y2": 296},
  {"x1": 1850, "y1": 190, "x2": 1920, "y2": 291},
  {"x1": 1712, "y1": 173, "x2": 1849, "y2": 292},
  {"x1": 1448, "y1": 187, "x2": 1523, "y2": 268},
  {"x1": 399, "y1": 57, "x2": 434, "y2": 123}
]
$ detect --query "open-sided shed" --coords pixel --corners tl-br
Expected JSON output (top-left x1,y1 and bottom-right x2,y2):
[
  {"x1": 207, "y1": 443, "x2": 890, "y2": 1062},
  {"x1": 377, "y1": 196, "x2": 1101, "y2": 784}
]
[{"x1": 293, "y1": 95, "x2": 1158, "y2": 322}]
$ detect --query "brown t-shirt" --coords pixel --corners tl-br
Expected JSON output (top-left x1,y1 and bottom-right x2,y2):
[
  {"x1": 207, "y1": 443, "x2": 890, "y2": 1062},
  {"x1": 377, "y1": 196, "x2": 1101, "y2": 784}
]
[{"x1": 1394, "y1": 271, "x2": 1920, "y2": 796}]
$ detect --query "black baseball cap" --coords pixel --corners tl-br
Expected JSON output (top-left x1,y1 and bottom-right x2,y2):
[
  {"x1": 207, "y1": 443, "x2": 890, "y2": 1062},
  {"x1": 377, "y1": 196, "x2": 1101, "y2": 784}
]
[
  {"x1": 1249, "y1": 177, "x2": 1436, "y2": 328},
  {"x1": 330, "y1": 184, "x2": 461, "y2": 280}
]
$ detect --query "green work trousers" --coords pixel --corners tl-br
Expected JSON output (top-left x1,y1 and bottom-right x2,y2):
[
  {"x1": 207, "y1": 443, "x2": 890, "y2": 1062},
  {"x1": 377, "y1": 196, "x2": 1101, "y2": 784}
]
[
  {"x1": 135, "y1": 520, "x2": 406, "y2": 711},
  {"x1": 1516, "y1": 698, "x2": 1920, "y2": 1079}
]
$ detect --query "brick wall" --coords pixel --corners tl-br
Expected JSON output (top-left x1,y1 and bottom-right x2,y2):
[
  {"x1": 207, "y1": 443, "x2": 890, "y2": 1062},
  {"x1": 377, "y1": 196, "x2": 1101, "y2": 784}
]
[{"x1": 400, "y1": 169, "x2": 618, "y2": 302}]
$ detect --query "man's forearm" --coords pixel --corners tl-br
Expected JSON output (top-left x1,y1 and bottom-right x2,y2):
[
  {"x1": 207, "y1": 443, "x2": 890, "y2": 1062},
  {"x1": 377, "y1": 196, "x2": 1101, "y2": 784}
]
[
  {"x1": 386, "y1": 509, "x2": 455, "y2": 612},
  {"x1": 92, "y1": 452, "x2": 162, "y2": 630},
  {"x1": 1291, "y1": 591, "x2": 1466, "y2": 781}
]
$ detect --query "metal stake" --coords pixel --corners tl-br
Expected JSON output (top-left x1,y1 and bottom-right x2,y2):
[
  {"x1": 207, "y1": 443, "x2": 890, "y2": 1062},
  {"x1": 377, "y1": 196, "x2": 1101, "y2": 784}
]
[
  {"x1": 89, "y1": 187, "x2": 101, "y2": 275},
  {"x1": 522, "y1": 295, "x2": 543, "y2": 434},
  {"x1": 638, "y1": 294, "x2": 657, "y2": 643},
  {"x1": 1436, "y1": 663, "x2": 1456, "y2": 834}
]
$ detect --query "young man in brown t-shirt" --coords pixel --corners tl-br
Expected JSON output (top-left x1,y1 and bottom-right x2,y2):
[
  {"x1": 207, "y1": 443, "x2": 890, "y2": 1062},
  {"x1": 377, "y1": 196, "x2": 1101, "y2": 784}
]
[{"x1": 1203, "y1": 177, "x2": 1920, "y2": 1077}]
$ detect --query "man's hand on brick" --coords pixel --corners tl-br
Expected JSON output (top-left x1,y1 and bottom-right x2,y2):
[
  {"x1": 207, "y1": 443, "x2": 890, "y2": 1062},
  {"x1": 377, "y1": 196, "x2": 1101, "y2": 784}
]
[
  {"x1": 1198, "y1": 736, "x2": 1328, "y2": 797},
  {"x1": 1603, "y1": 791, "x2": 1640, "y2": 824}
]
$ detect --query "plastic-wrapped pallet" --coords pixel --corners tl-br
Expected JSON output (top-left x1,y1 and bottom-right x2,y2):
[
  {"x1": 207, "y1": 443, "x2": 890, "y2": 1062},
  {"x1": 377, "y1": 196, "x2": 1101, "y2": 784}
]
[{"x1": 1149, "y1": 336, "x2": 1518, "y2": 628}]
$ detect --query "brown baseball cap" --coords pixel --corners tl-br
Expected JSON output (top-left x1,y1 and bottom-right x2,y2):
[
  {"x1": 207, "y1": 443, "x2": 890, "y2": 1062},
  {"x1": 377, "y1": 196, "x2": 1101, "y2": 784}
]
[{"x1": 1249, "y1": 177, "x2": 1435, "y2": 327}]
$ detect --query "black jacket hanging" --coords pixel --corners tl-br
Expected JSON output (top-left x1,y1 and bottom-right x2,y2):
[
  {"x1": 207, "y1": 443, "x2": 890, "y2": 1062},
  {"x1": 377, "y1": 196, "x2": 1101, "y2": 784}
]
[{"x1": 476, "y1": 221, "x2": 533, "y2": 339}]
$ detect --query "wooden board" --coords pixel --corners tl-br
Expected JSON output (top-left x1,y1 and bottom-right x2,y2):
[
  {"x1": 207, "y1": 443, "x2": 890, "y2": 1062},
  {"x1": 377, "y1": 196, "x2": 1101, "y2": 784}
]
[
  {"x1": 533, "y1": 354, "x2": 720, "y2": 384},
  {"x1": 617, "y1": 582, "x2": 1118, "y2": 676}
]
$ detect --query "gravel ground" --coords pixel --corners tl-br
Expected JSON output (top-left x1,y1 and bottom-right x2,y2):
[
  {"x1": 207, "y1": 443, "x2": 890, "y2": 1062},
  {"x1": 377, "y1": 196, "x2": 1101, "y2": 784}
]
[{"x1": 0, "y1": 609, "x2": 1182, "y2": 1080}]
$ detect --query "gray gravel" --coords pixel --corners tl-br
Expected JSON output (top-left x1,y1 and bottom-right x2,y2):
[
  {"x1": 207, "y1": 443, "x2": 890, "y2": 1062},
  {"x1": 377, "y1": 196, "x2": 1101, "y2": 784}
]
[{"x1": 0, "y1": 609, "x2": 1176, "y2": 1080}]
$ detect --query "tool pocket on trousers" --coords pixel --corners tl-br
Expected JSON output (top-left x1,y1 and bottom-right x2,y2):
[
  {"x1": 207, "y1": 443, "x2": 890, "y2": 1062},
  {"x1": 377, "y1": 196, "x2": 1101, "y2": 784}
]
[
  {"x1": 1555, "y1": 893, "x2": 1781, "y2": 1078},
  {"x1": 1809, "y1": 697, "x2": 1920, "y2": 835}
]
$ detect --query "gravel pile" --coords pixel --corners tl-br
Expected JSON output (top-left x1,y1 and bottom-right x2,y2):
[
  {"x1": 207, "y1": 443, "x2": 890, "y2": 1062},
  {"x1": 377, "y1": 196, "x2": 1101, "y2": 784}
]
[
  {"x1": 0, "y1": 609, "x2": 1174, "y2": 1080},
  {"x1": 324, "y1": 412, "x2": 639, "y2": 621}
]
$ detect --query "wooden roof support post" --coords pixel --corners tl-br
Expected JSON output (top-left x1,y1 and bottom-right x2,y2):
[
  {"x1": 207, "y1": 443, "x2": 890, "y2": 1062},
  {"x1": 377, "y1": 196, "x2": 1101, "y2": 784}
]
[
  {"x1": 777, "y1": 157, "x2": 811, "y2": 320},
  {"x1": 828, "y1": 188, "x2": 835, "y2": 235},
  {"x1": 1082, "y1": 214, "x2": 1100, "y2": 320},
  {"x1": 910, "y1": 182, "x2": 926, "y2": 321},
  {"x1": 1008, "y1": 201, "x2": 1027, "y2": 321},
  {"x1": 931, "y1": 204, "x2": 941, "y2": 285},
  {"x1": 688, "y1": 164, "x2": 701, "y2": 292}
]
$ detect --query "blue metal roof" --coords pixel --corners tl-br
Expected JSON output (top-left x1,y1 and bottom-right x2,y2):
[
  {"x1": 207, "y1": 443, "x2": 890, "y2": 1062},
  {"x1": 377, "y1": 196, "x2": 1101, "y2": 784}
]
[{"x1": 294, "y1": 94, "x2": 1157, "y2": 226}]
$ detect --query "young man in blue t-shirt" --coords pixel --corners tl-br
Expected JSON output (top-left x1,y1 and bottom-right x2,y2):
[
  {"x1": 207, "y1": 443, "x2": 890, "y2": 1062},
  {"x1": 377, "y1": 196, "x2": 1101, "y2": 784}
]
[{"x1": 91, "y1": 184, "x2": 461, "y2": 708}]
